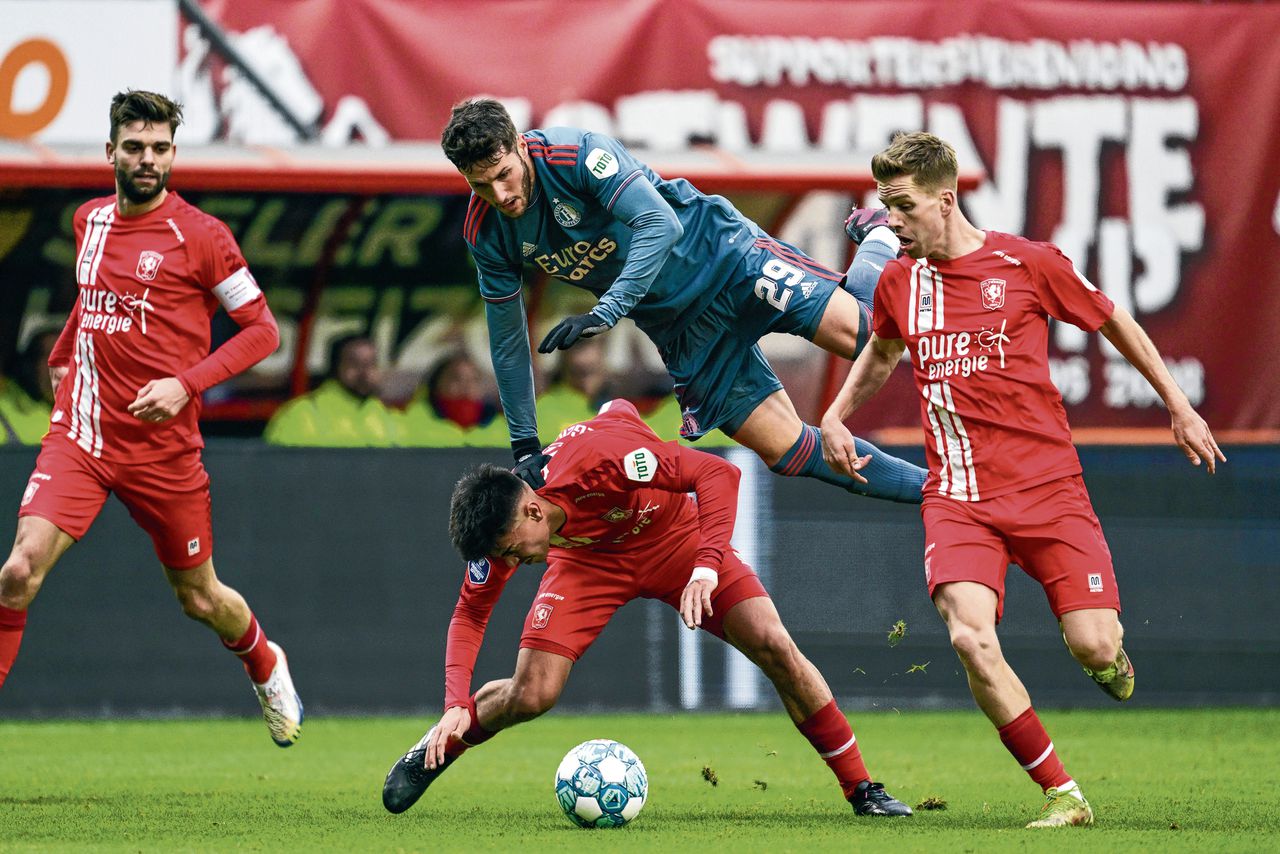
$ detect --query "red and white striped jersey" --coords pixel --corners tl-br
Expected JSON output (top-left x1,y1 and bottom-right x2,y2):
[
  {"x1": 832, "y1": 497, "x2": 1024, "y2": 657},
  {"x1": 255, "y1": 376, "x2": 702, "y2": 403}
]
[
  {"x1": 873, "y1": 231, "x2": 1115, "y2": 502},
  {"x1": 49, "y1": 192, "x2": 263, "y2": 463}
]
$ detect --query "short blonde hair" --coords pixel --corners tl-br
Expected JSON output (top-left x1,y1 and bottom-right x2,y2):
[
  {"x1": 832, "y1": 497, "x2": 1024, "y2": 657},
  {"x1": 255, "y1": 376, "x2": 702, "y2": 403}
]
[{"x1": 871, "y1": 132, "x2": 958, "y2": 192}]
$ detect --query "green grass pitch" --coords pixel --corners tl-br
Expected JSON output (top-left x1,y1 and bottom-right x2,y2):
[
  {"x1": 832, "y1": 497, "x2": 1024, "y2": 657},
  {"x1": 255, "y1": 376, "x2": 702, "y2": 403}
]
[{"x1": 1, "y1": 708, "x2": 1277, "y2": 852}]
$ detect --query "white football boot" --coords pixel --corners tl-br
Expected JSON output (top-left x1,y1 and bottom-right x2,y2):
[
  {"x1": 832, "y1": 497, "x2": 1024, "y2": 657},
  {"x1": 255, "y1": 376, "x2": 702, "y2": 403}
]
[{"x1": 254, "y1": 641, "x2": 303, "y2": 747}]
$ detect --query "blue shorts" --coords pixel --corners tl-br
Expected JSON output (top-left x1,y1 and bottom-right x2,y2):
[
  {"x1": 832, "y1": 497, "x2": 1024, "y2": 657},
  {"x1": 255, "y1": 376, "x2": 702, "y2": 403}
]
[{"x1": 659, "y1": 236, "x2": 844, "y2": 439}]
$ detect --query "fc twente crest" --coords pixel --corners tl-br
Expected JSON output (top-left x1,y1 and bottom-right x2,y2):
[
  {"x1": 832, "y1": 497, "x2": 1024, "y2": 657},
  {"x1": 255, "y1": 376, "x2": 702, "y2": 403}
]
[
  {"x1": 136, "y1": 251, "x2": 164, "y2": 281},
  {"x1": 979, "y1": 277, "x2": 1006, "y2": 310}
]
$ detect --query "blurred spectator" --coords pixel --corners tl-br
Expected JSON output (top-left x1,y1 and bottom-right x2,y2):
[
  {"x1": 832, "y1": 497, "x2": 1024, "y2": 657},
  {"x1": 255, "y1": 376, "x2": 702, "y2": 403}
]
[
  {"x1": 264, "y1": 334, "x2": 401, "y2": 446},
  {"x1": 0, "y1": 328, "x2": 60, "y2": 446},
  {"x1": 536, "y1": 337, "x2": 614, "y2": 445},
  {"x1": 399, "y1": 350, "x2": 507, "y2": 447}
]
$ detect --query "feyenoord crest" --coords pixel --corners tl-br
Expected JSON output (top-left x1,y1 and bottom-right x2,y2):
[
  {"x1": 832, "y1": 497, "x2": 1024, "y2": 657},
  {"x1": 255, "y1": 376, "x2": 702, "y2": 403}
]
[
  {"x1": 136, "y1": 250, "x2": 164, "y2": 281},
  {"x1": 979, "y1": 277, "x2": 1006, "y2": 310},
  {"x1": 532, "y1": 603, "x2": 555, "y2": 629},
  {"x1": 552, "y1": 198, "x2": 581, "y2": 227}
]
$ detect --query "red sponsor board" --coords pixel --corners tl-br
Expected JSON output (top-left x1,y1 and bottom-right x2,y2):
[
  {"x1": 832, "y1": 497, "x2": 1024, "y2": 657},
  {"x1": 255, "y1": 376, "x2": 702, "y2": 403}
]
[{"x1": 186, "y1": 1, "x2": 1280, "y2": 434}]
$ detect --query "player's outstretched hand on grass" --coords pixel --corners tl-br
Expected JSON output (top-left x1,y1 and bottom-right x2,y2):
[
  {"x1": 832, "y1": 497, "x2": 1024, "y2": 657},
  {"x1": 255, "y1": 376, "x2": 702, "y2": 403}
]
[
  {"x1": 1171, "y1": 405, "x2": 1226, "y2": 474},
  {"x1": 128, "y1": 377, "x2": 190, "y2": 423},
  {"x1": 818, "y1": 413, "x2": 871, "y2": 483},
  {"x1": 424, "y1": 705, "x2": 471, "y2": 770}
]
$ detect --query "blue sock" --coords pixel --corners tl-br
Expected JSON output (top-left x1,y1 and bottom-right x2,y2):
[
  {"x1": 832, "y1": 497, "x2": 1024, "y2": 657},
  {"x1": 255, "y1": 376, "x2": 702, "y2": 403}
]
[
  {"x1": 842, "y1": 237, "x2": 897, "y2": 359},
  {"x1": 769, "y1": 425, "x2": 925, "y2": 504}
]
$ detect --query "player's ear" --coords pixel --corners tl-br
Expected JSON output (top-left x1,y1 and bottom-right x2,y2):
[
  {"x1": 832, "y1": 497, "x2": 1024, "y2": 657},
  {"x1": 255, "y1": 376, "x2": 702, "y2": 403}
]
[
  {"x1": 939, "y1": 188, "x2": 956, "y2": 217},
  {"x1": 105, "y1": 141, "x2": 115, "y2": 164}
]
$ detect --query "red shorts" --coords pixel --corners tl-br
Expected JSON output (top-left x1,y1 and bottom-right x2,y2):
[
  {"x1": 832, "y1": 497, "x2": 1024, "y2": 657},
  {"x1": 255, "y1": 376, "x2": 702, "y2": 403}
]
[
  {"x1": 520, "y1": 536, "x2": 767, "y2": 661},
  {"x1": 921, "y1": 475, "x2": 1119, "y2": 622},
  {"x1": 18, "y1": 433, "x2": 213, "y2": 569}
]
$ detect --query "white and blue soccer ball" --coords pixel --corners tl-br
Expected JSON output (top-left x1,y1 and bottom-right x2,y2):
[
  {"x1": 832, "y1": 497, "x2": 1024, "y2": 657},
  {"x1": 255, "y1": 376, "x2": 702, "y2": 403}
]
[{"x1": 554, "y1": 738, "x2": 647, "y2": 828}]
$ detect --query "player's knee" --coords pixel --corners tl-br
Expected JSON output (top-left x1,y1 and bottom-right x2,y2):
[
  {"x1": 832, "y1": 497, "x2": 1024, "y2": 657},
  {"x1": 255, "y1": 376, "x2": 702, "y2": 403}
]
[
  {"x1": 507, "y1": 679, "x2": 559, "y2": 721},
  {"x1": 173, "y1": 585, "x2": 218, "y2": 624},
  {"x1": 1066, "y1": 632, "x2": 1119, "y2": 671},
  {"x1": 745, "y1": 625, "x2": 800, "y2": 676},
  {"x1": 948, "y1": 624, "x2": 1000, "y2": 672},
  {"x1": 0, "y1": 550, "x2": 43, "y2": 605}
]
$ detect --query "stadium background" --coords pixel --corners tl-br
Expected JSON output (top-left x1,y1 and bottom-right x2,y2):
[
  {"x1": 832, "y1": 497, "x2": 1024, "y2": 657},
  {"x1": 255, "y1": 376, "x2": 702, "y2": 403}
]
[{"x1": 0, "y1": 0, "x2": 1277, "y2": 717}]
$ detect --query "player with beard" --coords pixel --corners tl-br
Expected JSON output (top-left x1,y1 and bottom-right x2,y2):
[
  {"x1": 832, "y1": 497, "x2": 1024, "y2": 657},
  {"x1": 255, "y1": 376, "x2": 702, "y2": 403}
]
[
  {"x1": 441, "y1": 98, "x2": 925, "y2": 505},
  {"x1": 0, "y1": 91, "x2": 303, "y2": 747}
]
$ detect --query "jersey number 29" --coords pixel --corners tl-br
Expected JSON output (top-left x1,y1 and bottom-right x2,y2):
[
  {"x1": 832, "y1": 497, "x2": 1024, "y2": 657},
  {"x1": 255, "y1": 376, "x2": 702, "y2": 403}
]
[{"x1": 754, "y1": 259, "x2": 805, "y2": 312}]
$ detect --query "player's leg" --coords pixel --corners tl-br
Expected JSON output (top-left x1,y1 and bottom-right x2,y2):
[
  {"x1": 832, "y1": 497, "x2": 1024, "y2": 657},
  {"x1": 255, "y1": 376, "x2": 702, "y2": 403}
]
[
  {"x1": 382, "y1": 649, "x2": 575, "y2": 814},
  {"x1": 932, "y1": 580, "x2": 1090, "y2": 827},
  {"x1": 119, "y1": 449, "x2": 301, "y2": 745},
  {"x1": 0, "y1": 516, "x2": 75, "y2": 688},
  {"x1": 3, "y1": 438, "x2": 109, "y2": 689},
  {"x1": 727, "y1": 236, "x2": 924, "y2": 501},
  {"x1": 729, "y1": 386, "x2": 924, "y2": 503},
  {"x1": 386, "y1": 553, "x2": 629, "y2": 813},
  {"x1": 1010, "y1": 475, "x2": 1132, "y2": 701},
  {"x1": 717, "y1": 594, "x2": 912, "y2": 816},
  {"x1": 926, "y1": 493, "x2": 1092, "y2": 827},
  {"x1": 1060, "y1": 608, "x2": 1132, "y2": 700}
]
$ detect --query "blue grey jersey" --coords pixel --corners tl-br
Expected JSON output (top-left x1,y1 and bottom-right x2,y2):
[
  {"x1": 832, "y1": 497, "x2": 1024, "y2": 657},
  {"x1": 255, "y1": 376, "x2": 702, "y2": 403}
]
[{"x1": 464, "y1": 128, "x2": 762, "y2": 446}]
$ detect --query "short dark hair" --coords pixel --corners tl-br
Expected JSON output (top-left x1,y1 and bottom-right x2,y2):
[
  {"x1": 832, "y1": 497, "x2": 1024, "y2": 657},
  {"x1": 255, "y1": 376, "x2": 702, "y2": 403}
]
[
  {"x1": 449, "y1": 464, "x2": 526, "y2": 561},
  {"x1": 870, "y1": 131, "x2": 958, "y2": 193},
  {"x1": 110, "y1": 90, "x2": 183, "y2": 143},
  {"x1": 327, "y1": 334, "x2": 370, "y2": 379},
  {"x1": 441, "y1": 98, "x2": 519, "y2": 172}
]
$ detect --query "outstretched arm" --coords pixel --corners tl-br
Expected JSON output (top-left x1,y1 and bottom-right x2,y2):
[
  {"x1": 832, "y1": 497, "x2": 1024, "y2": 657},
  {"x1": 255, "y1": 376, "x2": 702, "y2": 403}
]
[
  {"x1": 1099, "y1": 306, "x2": 1224, "y2": 474},
  {"x1": 820, "y1": 333, "x2": 905, "y2": 477},
  {"x1": 538, "y1": 179, "x2": 683, "y2": 352}
]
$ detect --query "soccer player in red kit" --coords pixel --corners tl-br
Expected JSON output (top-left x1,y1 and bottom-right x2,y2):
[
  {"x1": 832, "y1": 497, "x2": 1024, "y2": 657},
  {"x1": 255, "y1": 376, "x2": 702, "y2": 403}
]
[
  {"x1": 382, "y1": 399, "x2": 911, "y2": 819},
  {"x1": 820, "y1": 132, "x2": 1224, "y2": 827},
  {"x1": 0, "y1": 90, "x2": 303, "y2": 746}
]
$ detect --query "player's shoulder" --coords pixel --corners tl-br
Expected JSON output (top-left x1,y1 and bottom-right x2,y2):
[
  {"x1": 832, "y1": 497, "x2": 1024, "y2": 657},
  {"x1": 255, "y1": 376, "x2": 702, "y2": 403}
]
[
  {"x1": 981, "y1": 231, "x2": 1066, "y2": 268},
  {"x1": 74, "y1": 195, "x2": 116, "y2": 225},
  {"x1": 167, "y1": 193, "x2": 237, "y2": 245},
  {"x1": 588, "y1": 399, "x2": 655, "y2": 434},
  {"x1": 463, "y1": 192, "x2": 496, "y2": 249}
]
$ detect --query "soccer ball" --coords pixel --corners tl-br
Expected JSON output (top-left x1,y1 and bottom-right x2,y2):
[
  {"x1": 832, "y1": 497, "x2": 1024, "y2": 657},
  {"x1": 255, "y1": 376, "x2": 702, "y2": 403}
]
[{"x1": 554, "y1": 738, "x2": 647, "y2": 828}]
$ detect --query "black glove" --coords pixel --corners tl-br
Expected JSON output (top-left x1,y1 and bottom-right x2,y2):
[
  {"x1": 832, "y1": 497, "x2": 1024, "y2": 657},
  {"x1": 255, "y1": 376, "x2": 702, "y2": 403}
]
[
  {"x1": 537, "y1": 311, "x2": 611, "y2": 353},
  {"x1": 511, "y1": 437, "x2": 549, "y2": 489}
]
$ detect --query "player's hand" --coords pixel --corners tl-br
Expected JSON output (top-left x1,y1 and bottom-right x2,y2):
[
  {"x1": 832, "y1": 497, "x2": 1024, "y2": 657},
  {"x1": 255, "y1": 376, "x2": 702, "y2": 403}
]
[
  {"x1": 424, "y1": 705, "x2": 471, "y2": 770},
  {"x1": 49, "y1": 365, "x2": 68, "y2": 393},
  {"x1": 127, "y1": 377, "x2": 191, "y2": 423},
  {"x1": 679, "y1": 567, "x2": 718, "y2": 630},
  {"x1": 512, "y1": 449, "x2": 550, "y2": 490},
  {"x1": 1170, "y1": 406, "x2": 1226, "y2": 475},
  {"x1": 819, "y1": 412, "x2": 871, "y2": 482},
  {"x1": 537, "y1": 311, "x2": 611, "y2": 353}
]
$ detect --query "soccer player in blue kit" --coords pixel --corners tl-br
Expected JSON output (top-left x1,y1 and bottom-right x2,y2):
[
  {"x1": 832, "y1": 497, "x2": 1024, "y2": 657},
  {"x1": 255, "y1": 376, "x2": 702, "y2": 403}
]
[{"x1": 442, "y1": 99, "x2": 922, "y2": 500}]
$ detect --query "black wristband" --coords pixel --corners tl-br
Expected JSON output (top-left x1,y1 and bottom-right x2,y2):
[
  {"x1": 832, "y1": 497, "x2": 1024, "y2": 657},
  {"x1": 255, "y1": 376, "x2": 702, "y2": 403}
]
[{"x1": 512, "y1": 436, "x2": 542, "y2": 462}]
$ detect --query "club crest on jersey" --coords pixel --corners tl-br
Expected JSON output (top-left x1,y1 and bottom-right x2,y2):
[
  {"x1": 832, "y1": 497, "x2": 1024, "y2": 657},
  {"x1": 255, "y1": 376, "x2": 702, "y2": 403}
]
[
  {"x1": 136, "y1": 250, "x2": 164, "y2": 281},
  {"x1": 532, "y1": 603, "x2": 554, "y2": 629},
  {"x1": 980, "y1": 278, "x2": 1006, "y2": 310},
  {"x1": 552, "y1": 198, "x2": 581, "y2": 227},
  {"x1": 468, "y1": 558, "x2": 492, "y2": 584},
  {"x1": 602, "y1": 507, "x2": 633, "y2": 523},
  {"x1": 681, "y1": 409, "x2": 699, "y2": 437}
]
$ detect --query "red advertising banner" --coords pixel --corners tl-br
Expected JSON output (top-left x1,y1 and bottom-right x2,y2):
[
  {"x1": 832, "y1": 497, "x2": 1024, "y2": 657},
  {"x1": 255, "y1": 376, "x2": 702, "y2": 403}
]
[{"x1": 193, "y1": 0, "x2": 1280, "y2": 435}]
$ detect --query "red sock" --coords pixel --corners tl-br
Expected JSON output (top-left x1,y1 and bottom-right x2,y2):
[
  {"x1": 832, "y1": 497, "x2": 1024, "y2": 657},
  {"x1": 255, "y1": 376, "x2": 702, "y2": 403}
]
[
  {"x1": 221, "y1": 614, "x2": 278, "y2": 683},
  {"x1": 0, "y1": 605, "x2": 28, "y2": 689},
  {"x1": 997, "y1": 706, "x2": 1072, "y2": 791},
  {"x1": 797, "y1": 700, "x2": 871, "y2": 799},
  {"x1": 445, "y1": 694, "x2": 496, "y2": 758}
]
